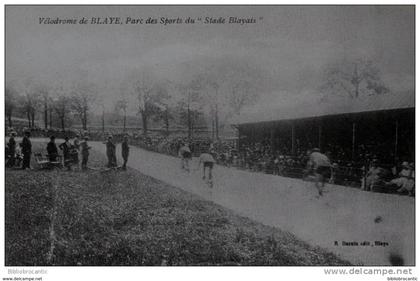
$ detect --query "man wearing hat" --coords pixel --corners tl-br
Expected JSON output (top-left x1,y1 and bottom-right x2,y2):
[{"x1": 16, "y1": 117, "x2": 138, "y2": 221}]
[
  {"x1": 47, "y1": 136, "x2": 58, "y2": 162},
  {"x1": 21, "y1": 131, "x2": 32, "y2": 169},
  {"x1": 121, "y1": 135, "x2": 129, "y2": 170},
  {"x1": 80, "y1": 136, "x2": 91, "y2": 170},
  {"x1": 308, "y1": 148, "x2": 331, "y2": 197},
  {"x1": 59, "y1": 137, "x2": 72, "y2": 170},
  {"x1": 364, "y1": 158, "x2": 382, "y2": 191},
  {"x1": 387, "y1": 161, "x2": 414, "y2": 195},
  {"x1": 6, "y1": 132, "x2": 17, "y2": 167},
  {"x1": 105, "y1": 135, "x2": 117, "y2": 168}
]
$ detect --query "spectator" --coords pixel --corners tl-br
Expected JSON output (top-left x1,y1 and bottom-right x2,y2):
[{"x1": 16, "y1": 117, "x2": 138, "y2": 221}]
[
  {"x1": 80, "y1": 136, "x2": 91, "y2": 170},
  {"x1": 386, "y1": 162, "x2": 415, "y2": 195},
  {"x1": 47, "y1": 136, "x2": 58, "y2": 162},
  {"x1": 6, "y1": 132, "x2": 16, "y2": 167},
  {"x1": 72, "y1": 135, "x2": 81, "y2": 166},
  {"x1": 363, "y1": 159, "x2": 385, "y2": 192},
  {"x1": 21, "y1": 131, "x2": 32, "y2": 170},
  {"x1": 59, "y1": 137, "x2": 73, "y2": 170},
  {"x1": 105, "y1": 135, "x2": 117, "y2": 168},
  {"x1": 329, "y1": 163, "x2": 339, "y2": 184},
  {"x1": 121, "y1": 135, "x2": 129, "y2": 170},
  {"x1": 15, "y1": 144, "x2": 23, "y2": 167}
]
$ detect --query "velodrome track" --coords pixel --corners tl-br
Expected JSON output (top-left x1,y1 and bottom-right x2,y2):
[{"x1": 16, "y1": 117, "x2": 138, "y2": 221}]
[
  {"x1": 88, "y1": 141, "x2": 414, "y2": 266},
  {"x1": 25, "y1": 138, "x2": 415, "y2": 265}
]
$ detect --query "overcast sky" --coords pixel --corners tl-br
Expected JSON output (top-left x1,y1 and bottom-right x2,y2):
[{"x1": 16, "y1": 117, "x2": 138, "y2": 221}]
[{"x1": 6, "y1": 6, "x2": 415, "y2": 113}]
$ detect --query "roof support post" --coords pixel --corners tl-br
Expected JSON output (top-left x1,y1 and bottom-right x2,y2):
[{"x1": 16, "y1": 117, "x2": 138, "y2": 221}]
[
  {"x1": 352, "y1": 122, "x2": 356, "y2": 161},
  {"x1": 291, "y1": 122, "x2": 296, "y2": 156},
  {"x1": 394, "y1": 120, "x2": 399, "y2": 162},
  {"x1": 270, "y1": 127, "x2": 275, "y2": 152},
  {"x1": 237, "y1": 127, "x2": 241, "y2": 150},
  {"x1": 318, "y1": 120, "x2": 322, "y2": 150}
]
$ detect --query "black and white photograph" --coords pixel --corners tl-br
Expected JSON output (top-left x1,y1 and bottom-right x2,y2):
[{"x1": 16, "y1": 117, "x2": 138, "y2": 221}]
[{"x1": 2, "y1": 4, "x2": 416, "y2": 276}]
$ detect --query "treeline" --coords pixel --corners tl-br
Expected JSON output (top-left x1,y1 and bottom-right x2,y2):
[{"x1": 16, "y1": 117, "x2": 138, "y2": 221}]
[
  {"x1": 6, "y1": 57, "x2": 389, "y2": 138},
  {"x1": 6, "y1": 60, "x2": 263, "y2": 139},
  {"x1": 6, "y1": 80, "x2": 94, "y2": 132}
]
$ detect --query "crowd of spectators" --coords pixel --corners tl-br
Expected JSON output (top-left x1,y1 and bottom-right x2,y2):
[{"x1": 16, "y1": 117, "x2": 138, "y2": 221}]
[
  {"x1": 98, "y1": 133, "x2": 414, "y2": 197},
  {"x1": 6, "y1": 126, "x2": 78, "y2": 139},
  {"x1": 233, "y1": 139, "x2": 414, "y2": 196}
]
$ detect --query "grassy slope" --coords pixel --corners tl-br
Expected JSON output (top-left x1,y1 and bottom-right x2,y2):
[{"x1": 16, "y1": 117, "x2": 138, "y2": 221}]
[{"x1": 5, "y1": 143, "x2": 350, "y2": 266}]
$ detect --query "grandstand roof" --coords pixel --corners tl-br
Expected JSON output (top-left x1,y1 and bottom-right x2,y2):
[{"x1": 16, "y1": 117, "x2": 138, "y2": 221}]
[{"x1": 231, "y1": 91, "x2": 415, "y2": 125}]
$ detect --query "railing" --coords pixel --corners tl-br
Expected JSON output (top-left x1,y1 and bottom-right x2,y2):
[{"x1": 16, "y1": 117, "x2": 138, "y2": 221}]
[
  {"x1": 212, "y1": 155, "x2": 412, "y2": 196},
  {"x1": 119, "y1": 137, "x2": 411, "y2": 195}
]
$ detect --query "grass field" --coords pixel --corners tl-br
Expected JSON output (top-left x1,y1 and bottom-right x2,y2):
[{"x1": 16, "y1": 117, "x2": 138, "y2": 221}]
[{"x1": 5, "y1": 143, "x2": 350, "y2": 266}]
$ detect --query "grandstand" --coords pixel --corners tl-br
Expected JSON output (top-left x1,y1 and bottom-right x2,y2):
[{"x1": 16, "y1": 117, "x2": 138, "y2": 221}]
[{"x1": 231, "y1": 91, "x2": 415, "y2": 164}]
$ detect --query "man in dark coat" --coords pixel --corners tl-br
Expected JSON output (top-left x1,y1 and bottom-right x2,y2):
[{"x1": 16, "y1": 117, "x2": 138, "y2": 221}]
[
  {"x1": 7, "y1": 132, "x2": 16, "y2": 167},
  {"x1": 106, "y1": 135, "x2": 117, "y2": 168},
  {"x1": 59, "y1": 137, "x2": 72, "y2": 170},
  {"x1": 47, "y1": 136, "x2": 58, "y2": 162},
  {"x1": 21, "y1": 131, "x2": 32, "y2": 169},
  {"x1": 80, "y1": 136, "x2": 91, "y2": 170},
  {"x1": 72, "y1": 135, "x2": 80, "y2": 166},
  {"x1": 121, "y1": 135, "x2": 129, "y2": 170}
]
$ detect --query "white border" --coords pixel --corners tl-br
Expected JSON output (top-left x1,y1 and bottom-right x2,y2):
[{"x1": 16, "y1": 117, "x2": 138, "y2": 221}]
[{"x1": 0, "y1": 2, "x2": 417, "y2": 281}]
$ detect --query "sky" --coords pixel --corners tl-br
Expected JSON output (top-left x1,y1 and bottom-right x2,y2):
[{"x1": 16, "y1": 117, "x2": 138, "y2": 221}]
[{"x1": 5, "y1": 6, "x2": 415, "y2": 114}]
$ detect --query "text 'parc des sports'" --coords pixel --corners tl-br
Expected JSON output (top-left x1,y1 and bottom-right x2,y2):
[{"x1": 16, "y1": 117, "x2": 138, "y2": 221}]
[{"x1": 38, "y1": 16, "x2": 260, "y2": 26}]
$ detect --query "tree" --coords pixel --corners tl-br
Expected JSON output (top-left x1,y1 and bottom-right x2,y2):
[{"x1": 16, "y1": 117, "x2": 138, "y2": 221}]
[
  {"x1": 5, "y1": 85, "x2": 18, "y2": 128},
  {"x1": 32, "y1": 84, "x2": 50, "y2": 129},
  {"x1": 21, "y1": 90, "x2": 41, "y2": 129},
  {"x1": 191, "y1": 60, "x2": 262, "y2": 140},
  {"x1": 321, "y1": 59, "x2": 389, "y2": 99},
  {"x1": 151, "y1": 101, "x2": 175, "y2": 136},
  {"x1": 17, "y1": 79, "x2": 40, "y2": 128},
  {"x1": 54, "y1": 95, "x2": 71, "y2": 131},
  {"x1": 228, "y1": 79, "x2": 258, "y2": 115},
  {"x1": 70, "y1": 81, "x2": 96, "y2": 131},
  {"x1": 209, "y1": 81, "x2": 220, "y2": 140},
  {"x1": 101, "y1": 103, "x2": 105, "y2": 134},
  {"x1": 48, "y1": 96, "x2": 54, "y2": 128},
  {"x1": 176, "y1": 78, "x2": 204, "y2": 139},
  {"x1": 24, "y1": 82, "x2": 51, "y2": 129},
  {"x1": 131, "y1": 71, "x2": 169, "y2": 136},
  {"x1": 161, "y1": 105, "x2": 173, "y2": 135},
  {"x1": 41, "y1": 87, "x2": 49, "y2": 129},
  {"x1": 193, "y1": 74, "x2": 221, "y2": 140},
  {"x1": 115, "y1": 99, "x2": 128, "y2": 132}
]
